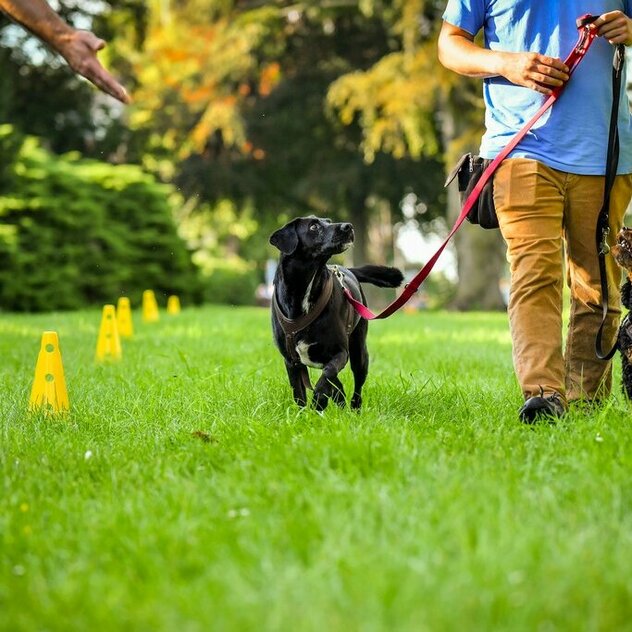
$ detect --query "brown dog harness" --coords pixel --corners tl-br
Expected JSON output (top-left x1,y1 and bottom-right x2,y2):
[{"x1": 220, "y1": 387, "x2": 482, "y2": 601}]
[{"x1": 273, "y1": 270, "x2": 357, "y2": 390}]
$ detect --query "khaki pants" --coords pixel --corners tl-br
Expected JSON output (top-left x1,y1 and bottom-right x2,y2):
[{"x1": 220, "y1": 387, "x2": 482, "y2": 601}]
[{"x1": 493, "y1": 158, "x2": 632, "y2": 403}]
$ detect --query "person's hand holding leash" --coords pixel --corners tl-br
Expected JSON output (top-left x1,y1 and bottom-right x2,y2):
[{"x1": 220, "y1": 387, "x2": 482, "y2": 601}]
[
  {"x1": 498, "y1": 52, "x2": 569, "y2": 95},
  {"x1": 437, "y1": 22, "x2": 570, "y2": 95},
  {"x1": 595, "y1": 10, "x2": 632, "y2": 45}
]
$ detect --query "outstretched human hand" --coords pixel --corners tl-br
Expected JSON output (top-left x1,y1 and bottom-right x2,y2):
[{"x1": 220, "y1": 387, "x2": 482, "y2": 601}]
[
  {"x1": 0, "y1": 0, "x2": 130, "y2": 103},
  {"x1": 55, "y1": 30, "x2": 130, "y2": 104}
]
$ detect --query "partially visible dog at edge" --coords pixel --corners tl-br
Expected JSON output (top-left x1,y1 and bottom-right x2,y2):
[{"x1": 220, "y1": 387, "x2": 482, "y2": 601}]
[
  {"x1": 611, "y1": 226, "x2": 632, "y2": 399},
  {"x1": 269, "y1": 216, "x2": 403, "y2": 410}
]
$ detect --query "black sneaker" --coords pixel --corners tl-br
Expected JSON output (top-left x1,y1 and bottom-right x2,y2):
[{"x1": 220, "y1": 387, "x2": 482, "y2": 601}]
[{"x1": 519, "y1": 392, "x2": 566, "y2": 424}]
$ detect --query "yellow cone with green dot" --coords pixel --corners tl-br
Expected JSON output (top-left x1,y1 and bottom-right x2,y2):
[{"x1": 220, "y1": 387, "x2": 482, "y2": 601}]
[
  {"x1": 116, "y1": 296, "x2": 134, "y2": 338},
  {"x1": 167, "y1": 295, "x2": 181, "y2": 315},
  {"x1": 95, "y1": 304, "x2": 122, "y2": 361},
  {"x1": 142, "y1": 289, "x2": 159, "y2": 323},
  {"x1": 29, "y1": 331, "x2": 69, "y2": 413}
]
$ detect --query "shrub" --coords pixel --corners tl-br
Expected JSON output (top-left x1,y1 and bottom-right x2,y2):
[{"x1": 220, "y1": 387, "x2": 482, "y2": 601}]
[
  {"x1": 201, "y1": 261, "x2": 261, "y2": 306},
  {"x1": 0, "y1": 128, "x2": 201, "y2": 311}
]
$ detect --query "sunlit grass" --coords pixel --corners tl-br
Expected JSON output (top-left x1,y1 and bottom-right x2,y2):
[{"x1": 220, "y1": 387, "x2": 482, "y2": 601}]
[{"x1": 1, "y1": 305, "x2": 631, "y2": 631}]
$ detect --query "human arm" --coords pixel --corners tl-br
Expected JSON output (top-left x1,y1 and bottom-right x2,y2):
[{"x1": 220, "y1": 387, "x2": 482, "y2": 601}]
[
  {"x1": 437, "y1": 21, "x2": 569, "y2": 95},
  {"x1": 0, "y1": 0, "x2": 129, "y2": 103}
]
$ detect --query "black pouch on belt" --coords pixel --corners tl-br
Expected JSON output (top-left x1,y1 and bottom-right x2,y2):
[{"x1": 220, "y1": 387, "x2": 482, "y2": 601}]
[{"x1": 444, "y1": 153, "x2": 498, "y2": 229}]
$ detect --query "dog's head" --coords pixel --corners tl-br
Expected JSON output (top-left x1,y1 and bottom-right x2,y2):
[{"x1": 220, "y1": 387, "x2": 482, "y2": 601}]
[
  {"x1": 269, "y1": 216, "x2": 354, "y2": 259},
  {"x1": 611, "y1": 227, "x2": 632, "y2": 276}
]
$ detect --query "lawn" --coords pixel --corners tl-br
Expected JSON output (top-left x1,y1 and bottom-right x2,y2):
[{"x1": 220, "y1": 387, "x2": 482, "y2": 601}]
[{"x1": 1, "y1": 305, "x2": 631, "y2": 631}]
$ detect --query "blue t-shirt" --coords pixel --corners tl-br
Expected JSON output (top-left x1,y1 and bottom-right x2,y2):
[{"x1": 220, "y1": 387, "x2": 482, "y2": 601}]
[{"x1": 442, "y1": 0, "x2": 632, "y2": 174}]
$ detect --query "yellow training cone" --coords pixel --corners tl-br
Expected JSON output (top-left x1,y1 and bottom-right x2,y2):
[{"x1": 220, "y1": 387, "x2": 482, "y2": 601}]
[
  {"x1": 142, "y1": 289, "x2": 159, "y2": 323},
  {"x1": 95, "y1": 305, "x2": 122, "y2": 362},
  {"x1": 167, "y1": 295, "x2": 181, "y2": 315},
  {"x1": 116, "y1": 297, "x2": 134, "y2": 338},
  {"x1": 29, "y1": 331, "x2": 69, "y2": 414}
]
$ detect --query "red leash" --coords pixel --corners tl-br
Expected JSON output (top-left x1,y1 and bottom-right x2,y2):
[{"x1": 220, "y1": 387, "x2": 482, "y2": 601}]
[{"x1": 344, "y1": 14, "x2": 600, "y2": 320}]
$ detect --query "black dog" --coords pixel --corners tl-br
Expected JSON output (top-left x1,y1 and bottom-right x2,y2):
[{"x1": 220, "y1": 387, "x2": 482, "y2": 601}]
[
  {"x1": 611, "y1": 227, "x2": 632, "y2": 398},
  {"x1": 270, "y1": 216, "x2": 403, "y2": 410}
]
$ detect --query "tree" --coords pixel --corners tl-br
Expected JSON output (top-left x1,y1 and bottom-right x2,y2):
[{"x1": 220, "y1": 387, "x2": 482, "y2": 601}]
[
  {"x1": 326, "y1": 0, "x2": 506, "y2": 310},
  {"x1": 0, "y1": 126, "x2": 200, "y2": 311},
  {"x1": 126, "y1": 0, "x2": 445, "y2": 272}
]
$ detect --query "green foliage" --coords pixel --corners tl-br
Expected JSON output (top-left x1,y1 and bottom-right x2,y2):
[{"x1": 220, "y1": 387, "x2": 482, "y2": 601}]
[
  {"x1": 417, "y1": 270, "x2": 457, "y2": 309},
  {"x1": 201, "y1": 262, "x2": 260, "y2": 306},
  {"x1": 0, "y1": 124, "x2": 21, "y2": 191},
  {"x1": 0, "y1": 129, "x2": 200, "y2": 311}
]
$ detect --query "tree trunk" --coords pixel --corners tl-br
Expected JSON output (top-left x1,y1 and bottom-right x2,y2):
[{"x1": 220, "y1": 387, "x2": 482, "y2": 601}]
[
  {"x1": 439, "y1": 98, "x2": 507, "y2": 311},
  {"x1": 347, "y1": 187, "x2": 369, "y2": 266},
  {"x1": 345, "y1": 185, "x2": 395, "y2": 310},
  {"x1": 448, "y1": 185, "x2": 507, "y2": 310}
]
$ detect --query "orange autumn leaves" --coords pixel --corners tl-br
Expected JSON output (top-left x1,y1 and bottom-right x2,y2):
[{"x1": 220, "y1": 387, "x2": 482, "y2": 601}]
[{"x1": 131, "y1": 14, "x2": 280, "y2": 159}]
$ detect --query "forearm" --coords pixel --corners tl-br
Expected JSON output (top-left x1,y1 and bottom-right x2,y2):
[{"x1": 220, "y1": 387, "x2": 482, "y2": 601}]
[
  {"x1": 438, "y1": 31, "x2": 506, "y2": 78},
  {"x1": 438, "y1": 21, "x2": 568, "y2": 95},
  {"x1": 0, "y1": 0, "x2": 130, "y2": 102},
  {"x1": 0, "y1": 0, "x2": 74, "y2": 52}
]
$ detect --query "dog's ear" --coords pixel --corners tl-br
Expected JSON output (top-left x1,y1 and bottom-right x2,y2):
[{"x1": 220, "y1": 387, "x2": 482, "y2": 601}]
[{"x1": 270, "y1": 220, "x2": 299, "y2": 255}]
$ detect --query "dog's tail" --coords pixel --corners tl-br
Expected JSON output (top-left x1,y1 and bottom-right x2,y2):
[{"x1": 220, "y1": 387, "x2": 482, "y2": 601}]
[{"x1": 348, "y1": 265, "x2": 404, "y2": 288}]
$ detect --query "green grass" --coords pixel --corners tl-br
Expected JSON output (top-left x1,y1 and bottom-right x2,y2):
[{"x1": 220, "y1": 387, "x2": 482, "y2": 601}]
[{"x1": 1, "y1": 305, "x2": 631, "y2": 631}]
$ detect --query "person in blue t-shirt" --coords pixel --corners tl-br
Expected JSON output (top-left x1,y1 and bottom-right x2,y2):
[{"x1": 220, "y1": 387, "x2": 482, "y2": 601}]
[{"x1": 438, "y1": 2, "x2": 632, "y2": 422}]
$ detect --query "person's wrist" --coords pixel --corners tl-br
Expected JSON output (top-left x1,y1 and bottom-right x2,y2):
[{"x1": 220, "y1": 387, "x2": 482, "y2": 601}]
[
  {"x1": 48, "y1": 23, "x2": 77, "y2": 56},
  {"x1": 491, "y1": 51, "x2": 510, "y2": 79}
]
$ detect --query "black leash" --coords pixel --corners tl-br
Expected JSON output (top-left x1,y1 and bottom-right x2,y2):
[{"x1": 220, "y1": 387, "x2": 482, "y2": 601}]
[{"x1": 595, "y1": 43, "x2": 626, "y2": 361}]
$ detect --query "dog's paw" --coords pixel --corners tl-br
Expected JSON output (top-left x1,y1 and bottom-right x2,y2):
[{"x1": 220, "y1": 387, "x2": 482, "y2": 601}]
[
  {"x1": 330, "y1": 384, "x2": 346, "y2": 407},
  {"x1": 313, "y1": 389, "x2": 330, "y2": 411}
]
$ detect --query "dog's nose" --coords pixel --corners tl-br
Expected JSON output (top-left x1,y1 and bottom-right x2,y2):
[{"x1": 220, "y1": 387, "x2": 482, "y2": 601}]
[{"x1": 341, "y1": 223, "x2": 353, "y2": 234}]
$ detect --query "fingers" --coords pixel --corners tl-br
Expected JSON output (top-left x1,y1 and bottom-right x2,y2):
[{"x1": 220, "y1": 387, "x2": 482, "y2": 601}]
[
  {"x1": 532, "y1": 55, "x2": 569, "y2": 80},
  {"x1": 93, "y1": 37, "x2": 106, "y2": 52},
  {"x1": 595, "y1": 10, "x2": 624, "y2": 30},
  {"x1": 595, "y1": 11, "x2": 632, "y2": 44},
  {"x1": 88, "y1": 64, "x2": 131, "y2": 103},
  {"x1": 599, "y1": 25, "x2": 629, "y2": 44},
  {"x1": 527, "y1": 81, "x2": 553, "y2": 96},
  {"x1": 520, "y1": 53, "x2": 569, "y2": 94},
  {"x1": 73, "y1": 57, "x2": 130, "y2": 104},
  {"x1": 60, "y1": 31, "x2": 130, "y2": 103},
  {"x1": 76, "y1": 30, "x2": 107, "y2": 53},
  {"x1": 533, "y1": 62, "x2": 568, "y2": 85}
]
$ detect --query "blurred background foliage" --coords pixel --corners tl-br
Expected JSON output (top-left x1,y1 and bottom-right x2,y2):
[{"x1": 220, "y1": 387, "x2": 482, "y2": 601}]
[
  {"x1": 0, "y1": 0, "x2": 507, "y2": 312},
  {"x1": 0, "y1": 125, "x2": 201, "y2": 310}
]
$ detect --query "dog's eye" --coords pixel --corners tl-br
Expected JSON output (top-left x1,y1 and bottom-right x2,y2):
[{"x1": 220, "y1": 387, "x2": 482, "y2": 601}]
[{"x1": 309, "y1": 223, "x2": 319, "y2": 233}]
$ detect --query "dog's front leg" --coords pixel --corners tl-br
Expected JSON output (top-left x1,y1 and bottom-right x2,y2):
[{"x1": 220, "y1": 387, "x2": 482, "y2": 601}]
[
  {"x1": 313, "y1": 350, "x2": 348, "y2": 411},
  {"x1": 285, "y1": 361, "x2": 308, "y2": 407}
]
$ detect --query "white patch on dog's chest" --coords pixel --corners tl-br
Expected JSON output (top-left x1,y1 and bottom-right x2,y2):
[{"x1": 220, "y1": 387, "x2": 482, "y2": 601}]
[
  {"x1": 296, "y1": 341, "x2": 323, "y2": 368},
  {"x1": 302, "y1": 273, "x2": 316, "y2": 313}
]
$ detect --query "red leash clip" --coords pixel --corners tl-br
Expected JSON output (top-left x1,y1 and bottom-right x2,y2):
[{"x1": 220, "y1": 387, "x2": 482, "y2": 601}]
[
  {"x1": 576, "y1": 15, "x2": 599, "y2": 54},
  {"x1": 576, "y1": 13, "x2": 599, "y2": 29},
  {"x1": 551, "y1": 14, "x2": 598, "y2": 97}
]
